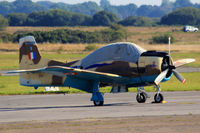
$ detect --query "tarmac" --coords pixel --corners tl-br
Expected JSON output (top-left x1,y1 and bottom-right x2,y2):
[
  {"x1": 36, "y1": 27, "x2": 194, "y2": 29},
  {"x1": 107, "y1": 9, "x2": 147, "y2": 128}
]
[{"x1": 0, "y1": 91, "x2": 200, "y2": 123}]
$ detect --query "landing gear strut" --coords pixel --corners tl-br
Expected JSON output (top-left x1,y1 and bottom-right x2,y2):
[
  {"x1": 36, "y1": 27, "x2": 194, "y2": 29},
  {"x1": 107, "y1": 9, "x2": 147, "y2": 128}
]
[
  {"x1": 91, "y1": 81, "x2": 104, "y2": 106},
  {"x1": 154, "y1": 85, "x2": 164, "y2": 103},
  {"x1": 136, "y1": 87, "x2": 150, "y2": 103}
]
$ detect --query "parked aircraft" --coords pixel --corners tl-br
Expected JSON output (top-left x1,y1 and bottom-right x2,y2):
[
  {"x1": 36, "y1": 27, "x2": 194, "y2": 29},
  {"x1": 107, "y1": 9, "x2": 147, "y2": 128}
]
[{"x1": 8, "y1": 36, "x2": 195, "y2": 106}]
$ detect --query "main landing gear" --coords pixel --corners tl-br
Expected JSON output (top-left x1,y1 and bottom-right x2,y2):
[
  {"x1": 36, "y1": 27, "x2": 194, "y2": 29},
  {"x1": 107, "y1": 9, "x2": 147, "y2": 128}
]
[
  {"x1": 136, "y1": 86, "x2": 164, "y2": 103},
  {"x1": 91, "y1": 81, "x2": 104, "y2": 106},
  {"x1": 136, "y1": 87, "x2": 150, "y2": 103}
]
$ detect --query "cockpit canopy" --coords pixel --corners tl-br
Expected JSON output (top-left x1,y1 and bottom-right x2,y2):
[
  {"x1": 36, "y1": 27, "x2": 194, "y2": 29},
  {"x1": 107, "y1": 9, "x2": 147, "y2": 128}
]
[{"x1": 81, "y1": 42, "x2": 146, "y2": 68}]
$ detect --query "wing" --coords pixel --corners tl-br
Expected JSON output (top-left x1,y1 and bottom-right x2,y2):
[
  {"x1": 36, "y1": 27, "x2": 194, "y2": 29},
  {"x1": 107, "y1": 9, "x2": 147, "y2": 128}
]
[
  {"x1": 8, "y1": 66, "x2": 129, "y2": 84},
  {"x1": 173, "y1": 58, "x2": 195, "y2": 68}
]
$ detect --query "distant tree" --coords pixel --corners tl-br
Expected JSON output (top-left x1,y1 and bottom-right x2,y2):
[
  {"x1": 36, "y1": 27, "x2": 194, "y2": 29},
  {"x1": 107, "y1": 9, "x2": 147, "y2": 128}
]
[
  {"x1": 173, "y1": 0, "x2": 193, "y2": 9},
  {"x1": 0, "y1": 15, "x2": 8, "y2": 30},
  {"x1": 0, "y1": 1, "x2": 13, "y2": 16},
  {"x1": 25, "y1": 11, "x2": 45, "y2": 26},
  {"x1": 1, "y1": 0, "x2": 200, "y2": 25},
  {"x1": 118, "y1": 16, "x2": 154, "y2": 26},
  {"x1": 25, "y1": 9, "x2": 92, "y2": 26},
  {"x1": 91, "y1": 11, "x2": 118, "y2": 26},
  {"x1": 36, "y1": 1, "x2": 54, "y2": 8},
  {"x1": 104, "y1": 4, "x2": 137, "y2": 19},
  {"x1": 194, "y1": 4, "x2": 200, "y2": 9},
  {"x1": 51, "y1": 2, "x2": 103, "y2": 16},
  {"x1": 136, "y1": 5, "x2": 166, "y2": 18},
  {"x1": 43, "y1": 9, "x2": 72, "y2": 26},
  {"x1": 161, "y1": 0, "x2": 173, "y2": 14},
  {"x1": 161, "y1": 7, "x2": 200, "y2": 25},
  {"x1": 71, "y1": 14, "x2": 92, "y2": 26},
  {"x1": 161, "y1": 0, "x2": 171, "y2": 7},
  {"x1": 12, "y1": 0, "x2": 46, "y2": 14},
  {"x1": 137, "y1": 5, "x2": 154, "y2": 17},
  {"x1": 6, "y1": 13, "x2": 27, "y2": 26},
  {"x1": 100, "y1": 0, "x2": 110, "y2": 8}
]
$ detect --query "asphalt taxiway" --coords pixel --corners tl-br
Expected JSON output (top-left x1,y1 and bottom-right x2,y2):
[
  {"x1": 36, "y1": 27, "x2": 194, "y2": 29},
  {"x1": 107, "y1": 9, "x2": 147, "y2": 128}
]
[{"x1": 0, "y1": 91, "x2": 200, "y2": 123}]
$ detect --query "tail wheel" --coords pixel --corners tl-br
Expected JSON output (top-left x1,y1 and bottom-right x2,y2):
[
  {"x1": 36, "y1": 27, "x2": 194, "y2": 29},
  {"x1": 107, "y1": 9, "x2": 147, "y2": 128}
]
[
  {"x1": 93, "y1": 101, "x2": 104, "y2": 106},
  {"x1": 154, "y1": 93, "x2": 164, "y2": 103},
  {"x1": 136, "y1": 93, "x2": 146, "y2": 103}
]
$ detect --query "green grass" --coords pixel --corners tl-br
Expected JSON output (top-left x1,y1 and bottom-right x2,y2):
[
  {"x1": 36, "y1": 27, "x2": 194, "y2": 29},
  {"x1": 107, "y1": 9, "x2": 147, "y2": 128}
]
[
  {"x1": 143, "y1": 72, "x2": 200, "y2": 92},
  {"x1": 0, "y1": 52, "x2": 199, "y2": 70},
  {"x1": 0, "y1": 52, "x2": 88, "y2": 70},
  {"x1": 0, "y1": 72, "x2": 200, "y2": 95},
  {"x1": 42, "y1": 52, "x2": 88, "y2": 61},
  {"x1": 0, "y1": 76, "x2": 84, "y2": 95},
  {"x1": 0, "y1": 54, "x2": 19, "y2": 70}
]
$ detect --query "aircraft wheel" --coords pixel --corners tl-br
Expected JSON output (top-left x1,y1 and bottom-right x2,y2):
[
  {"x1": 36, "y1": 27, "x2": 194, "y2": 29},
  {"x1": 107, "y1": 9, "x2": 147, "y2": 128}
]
[
  {"x1": 136, "y1": 93, "x2": 146, "y2": 103},
  {"x1": 93, "y1": 101, "x2": 104, "y2": 106},
  {"x1": 154, "y1": 93, "x2": 164, "y2": 103}
]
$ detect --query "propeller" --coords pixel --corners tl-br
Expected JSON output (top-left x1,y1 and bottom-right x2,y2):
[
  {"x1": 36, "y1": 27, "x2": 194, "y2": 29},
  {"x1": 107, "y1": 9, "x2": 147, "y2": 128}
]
[
  {"x1": 154, "y1": 69, "x2": 169, "y2": 85},
  {"x1": 154, "y1": 57, "x2": 195, "y2": 85},
  {"x1": 154, "y1": 36, "x2": 195, "y2": 85},
  {"x1": 173, "y1": 70, "x2": 186, "y2": 84},
  {"x1": 173, "y1": 58, "x2": 195, "y2": 68}
]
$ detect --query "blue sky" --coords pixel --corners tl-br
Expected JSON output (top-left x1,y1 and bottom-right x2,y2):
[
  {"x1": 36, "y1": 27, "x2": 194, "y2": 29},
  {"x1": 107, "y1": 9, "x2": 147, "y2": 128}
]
[{"x1": 1, "y1": 0, "x2": 200, "y2": 6}]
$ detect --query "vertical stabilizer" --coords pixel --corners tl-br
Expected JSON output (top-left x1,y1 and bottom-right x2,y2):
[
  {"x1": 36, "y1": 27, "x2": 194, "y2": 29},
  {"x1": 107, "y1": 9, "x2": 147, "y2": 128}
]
[
  {"x1": 19, "y1": 36, "x2": 43, "y2": 69},
  {"x1": 19, "y1": 36, "x2": 59, "y2": 86}
]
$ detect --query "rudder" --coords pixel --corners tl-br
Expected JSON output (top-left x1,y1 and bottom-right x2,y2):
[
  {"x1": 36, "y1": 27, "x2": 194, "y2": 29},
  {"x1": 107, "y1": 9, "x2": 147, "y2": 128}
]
[{"x1": 19, "y1": 36, "x2": 66, "y2": 87}]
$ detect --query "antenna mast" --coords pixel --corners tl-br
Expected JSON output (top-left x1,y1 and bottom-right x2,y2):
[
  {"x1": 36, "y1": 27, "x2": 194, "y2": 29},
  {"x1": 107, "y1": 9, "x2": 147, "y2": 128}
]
[{"x1": 168, "y1": 35, "x2": 171, "y2": 56}]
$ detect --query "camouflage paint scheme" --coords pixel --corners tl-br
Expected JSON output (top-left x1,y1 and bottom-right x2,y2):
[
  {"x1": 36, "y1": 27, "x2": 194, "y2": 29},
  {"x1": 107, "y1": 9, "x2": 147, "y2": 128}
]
[{"x1": 18, "y1": 36, "x2": 169, "y2": 92}]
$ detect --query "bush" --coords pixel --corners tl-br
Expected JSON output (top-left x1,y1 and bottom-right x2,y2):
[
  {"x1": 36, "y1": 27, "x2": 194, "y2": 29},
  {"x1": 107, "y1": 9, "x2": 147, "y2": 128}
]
[
  {"x1": 161, "y1": 7, "x2": 200, "y2": 25},
  {"x1": 0, "y1": 26, "x2": 127, "y2": 44},
  {"x1": 0, "y1": 15, "x2": 8, "y2": 30},
  {"x1": 151, "y1": 34, "x2": 175, "y2": 44},
  {"x1": 118, "y1": 16, "x2": 154, "y2": 26},
  {"x1": 85, "y1": 44, "x2": 98, "y2": 51},
  {"x1": 91, "y1": 10, "x2": 118, "y2": 26}
]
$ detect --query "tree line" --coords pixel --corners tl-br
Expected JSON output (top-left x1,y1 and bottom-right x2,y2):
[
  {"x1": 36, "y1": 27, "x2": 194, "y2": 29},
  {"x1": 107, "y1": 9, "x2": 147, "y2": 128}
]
[
  {"x1": 2, "y1": 7, "x2": 200, "y2": 27},
  {"x1": 0, "y1": 0, "x2": 200, "y2": 19}
]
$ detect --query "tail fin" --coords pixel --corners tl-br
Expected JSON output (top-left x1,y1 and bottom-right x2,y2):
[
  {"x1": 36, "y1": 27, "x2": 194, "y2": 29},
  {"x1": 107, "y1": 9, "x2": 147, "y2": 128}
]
[
  {"x1": 19, "y1": 36, "x2": 44, "y2": 69},
  {"x1": 19, "y1": 36, "x2": 66, "y2": 87}
]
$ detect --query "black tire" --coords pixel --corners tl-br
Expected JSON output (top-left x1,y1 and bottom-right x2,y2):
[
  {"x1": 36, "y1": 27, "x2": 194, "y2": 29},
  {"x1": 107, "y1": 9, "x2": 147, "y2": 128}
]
[
  {"x1": 136, "y1": 93, "x2": 146, "y2": 103},
  {"x1": 154, "y1": 93, "x2": 164, "y2": 103},
  {"x1": 93, "y1": 101, "x2": 104, "y2": 106}
]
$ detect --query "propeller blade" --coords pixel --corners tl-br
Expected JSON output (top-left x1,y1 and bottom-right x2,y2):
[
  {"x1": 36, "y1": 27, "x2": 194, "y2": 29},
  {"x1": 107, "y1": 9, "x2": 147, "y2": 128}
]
[
  {"x1": 173, "y1": 58, "x2": 195, "y2": 68},
  {"x1": 154, "y1": 69, "x2": 169, "y2": 85},
  {"x1": 172, "y1": 70, "x2": 186, "y2": 84}
]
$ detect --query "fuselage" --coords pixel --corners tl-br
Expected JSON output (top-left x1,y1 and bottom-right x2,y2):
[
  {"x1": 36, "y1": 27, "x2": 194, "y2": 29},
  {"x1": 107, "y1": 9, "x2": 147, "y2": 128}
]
[
  {"x1": 67, "y1": 50, "x2": 173, "y2": 87},
  {"x1": 18, "y1": 39, "x2": 172, "y2": 91}
]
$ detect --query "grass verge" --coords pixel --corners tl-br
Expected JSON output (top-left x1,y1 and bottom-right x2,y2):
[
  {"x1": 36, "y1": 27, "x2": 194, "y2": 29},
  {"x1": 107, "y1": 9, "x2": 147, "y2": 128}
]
[
  {"x1": 0, "y1": 52, "x2": 199, "y2": 70},
  {"x1": 0, "y1": 72, "x2": 199, "y2": 95},
  {"x1": 0, "y1": 52, "x2": 89, "y2": 70}
]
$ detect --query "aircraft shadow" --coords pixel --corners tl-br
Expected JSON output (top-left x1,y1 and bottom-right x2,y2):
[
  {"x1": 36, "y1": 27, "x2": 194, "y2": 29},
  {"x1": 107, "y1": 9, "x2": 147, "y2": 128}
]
[{"x1": 0, "y1": 102, "x2": 133, "y2": 112}]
